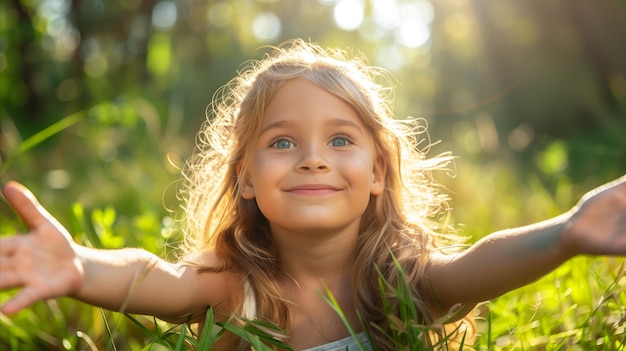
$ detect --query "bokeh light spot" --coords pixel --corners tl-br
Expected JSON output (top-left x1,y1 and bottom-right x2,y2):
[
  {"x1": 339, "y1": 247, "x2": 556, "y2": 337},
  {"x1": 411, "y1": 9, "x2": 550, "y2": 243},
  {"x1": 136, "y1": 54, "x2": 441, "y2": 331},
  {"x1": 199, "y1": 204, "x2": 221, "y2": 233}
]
[
  {"x1": 397, "y1": 21, "x2": 430, "y2": 48},
  {"x1": 508, "y1": 124, "x2": 534, "y2": 150},
  {"x1": 46, "y1": 169, "x2": 71, "y2": 189},
  {"x1": 396, "y1": 0, "x2": 434, "y2": 48},
  {"x1": 152, "y1": 1, "x2": 177, "y2": 31},
  {"x1": 402, "y1": 0, "x2": 434, "y2": 25},
  {"x1": 334, "y1": 0, "x2": 364, "y2": 31},
  {"x1": 252, "y1": 12, "x2": 282, "y2": 42},
  {"x1": 536, "y1": 141, "x2": 569, "y2": 175},
  {"x1": 371, "y1": 0, "x2": 399, "y2": 30}
]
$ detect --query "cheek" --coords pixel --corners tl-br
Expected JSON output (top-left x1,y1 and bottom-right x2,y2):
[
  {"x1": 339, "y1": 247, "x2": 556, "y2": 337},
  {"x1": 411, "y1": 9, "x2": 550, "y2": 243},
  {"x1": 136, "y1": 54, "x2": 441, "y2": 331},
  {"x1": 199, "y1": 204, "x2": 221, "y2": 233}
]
[
  {"x1": 246, "y1": 154, "x2": 288, "y2": 198},
  {"x1": 252, "y1": 155, "x2": 280, "y2": 182},
  {"x1": 344, "y1": 151, "x2": 375, "y2": 178}
]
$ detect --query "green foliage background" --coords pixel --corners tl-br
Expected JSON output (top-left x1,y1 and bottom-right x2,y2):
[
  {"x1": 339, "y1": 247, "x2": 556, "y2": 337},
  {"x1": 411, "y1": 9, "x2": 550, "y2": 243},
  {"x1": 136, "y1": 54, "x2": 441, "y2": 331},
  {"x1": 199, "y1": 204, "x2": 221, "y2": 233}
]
[{"x1": 1, "y1": 0, "x2": 625, "y2": 349}]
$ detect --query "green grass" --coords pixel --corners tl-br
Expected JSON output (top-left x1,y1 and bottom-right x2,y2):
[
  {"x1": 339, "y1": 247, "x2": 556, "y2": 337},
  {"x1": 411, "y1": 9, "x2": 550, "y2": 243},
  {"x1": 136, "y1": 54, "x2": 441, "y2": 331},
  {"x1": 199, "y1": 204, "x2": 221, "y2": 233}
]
[
  {"x1": 478, "y1": 257, "x2": 625, "y2": 350},
  {"x1": 1, "y1": 114, "x2": 624, "y2": 350}
]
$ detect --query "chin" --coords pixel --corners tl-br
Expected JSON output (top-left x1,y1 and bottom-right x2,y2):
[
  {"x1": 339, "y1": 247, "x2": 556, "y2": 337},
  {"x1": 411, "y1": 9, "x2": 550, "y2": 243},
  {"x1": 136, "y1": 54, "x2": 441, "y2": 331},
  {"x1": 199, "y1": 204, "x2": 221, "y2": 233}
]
[{"x1": 275, "y1": 218, "x2": 360, "y2": 235}]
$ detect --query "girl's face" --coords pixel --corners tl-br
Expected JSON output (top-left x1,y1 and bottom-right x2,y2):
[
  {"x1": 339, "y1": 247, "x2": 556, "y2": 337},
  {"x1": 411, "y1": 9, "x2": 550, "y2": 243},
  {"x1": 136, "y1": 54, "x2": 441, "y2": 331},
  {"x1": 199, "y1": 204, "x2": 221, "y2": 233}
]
[{"x1": 240, "y1": 78, "x2": 385, "y2": 238}]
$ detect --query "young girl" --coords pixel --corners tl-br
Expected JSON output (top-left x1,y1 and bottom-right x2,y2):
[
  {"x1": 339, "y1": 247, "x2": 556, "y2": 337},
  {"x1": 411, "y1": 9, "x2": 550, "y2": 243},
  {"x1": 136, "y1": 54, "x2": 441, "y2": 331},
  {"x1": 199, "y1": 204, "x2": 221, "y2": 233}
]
[{"x1": 1, "y1": 40, "x2": 625, "y2": 351}]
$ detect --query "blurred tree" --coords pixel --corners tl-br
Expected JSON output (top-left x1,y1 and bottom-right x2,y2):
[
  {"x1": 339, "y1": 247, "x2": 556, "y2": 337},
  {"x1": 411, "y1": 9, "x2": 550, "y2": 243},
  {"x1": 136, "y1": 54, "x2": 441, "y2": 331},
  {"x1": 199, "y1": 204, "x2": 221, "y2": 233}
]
[{"x1": 1, "y1": 0, "x2": 625, "y2": 190}]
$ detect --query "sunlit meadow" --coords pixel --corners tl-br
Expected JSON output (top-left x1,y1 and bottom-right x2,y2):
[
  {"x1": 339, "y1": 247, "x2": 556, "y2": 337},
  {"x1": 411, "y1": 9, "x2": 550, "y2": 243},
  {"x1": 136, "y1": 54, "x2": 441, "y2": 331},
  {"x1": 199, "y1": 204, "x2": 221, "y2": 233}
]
[
  {"x1": 2, "y1": 0, "x2": 625, "y2": 349},
  {"x1": 0, "y1": 104, "x2": 624, "y2": 350}
]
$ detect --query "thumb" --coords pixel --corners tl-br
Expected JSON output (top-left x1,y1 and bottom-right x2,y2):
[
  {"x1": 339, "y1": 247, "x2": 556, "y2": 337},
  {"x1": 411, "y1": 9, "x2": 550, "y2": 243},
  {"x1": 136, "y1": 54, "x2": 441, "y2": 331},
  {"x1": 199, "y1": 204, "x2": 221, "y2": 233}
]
[{"x1": 2, "y1": 181, "x2": 52, "y2": 230}]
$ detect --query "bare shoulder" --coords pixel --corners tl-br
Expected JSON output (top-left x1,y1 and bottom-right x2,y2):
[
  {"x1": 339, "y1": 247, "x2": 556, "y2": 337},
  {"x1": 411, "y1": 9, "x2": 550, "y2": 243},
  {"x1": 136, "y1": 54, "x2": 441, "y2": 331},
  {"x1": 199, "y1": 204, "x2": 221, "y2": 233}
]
[{"x1": 183, "y1": 250, "x2": 229, "y2": 267}]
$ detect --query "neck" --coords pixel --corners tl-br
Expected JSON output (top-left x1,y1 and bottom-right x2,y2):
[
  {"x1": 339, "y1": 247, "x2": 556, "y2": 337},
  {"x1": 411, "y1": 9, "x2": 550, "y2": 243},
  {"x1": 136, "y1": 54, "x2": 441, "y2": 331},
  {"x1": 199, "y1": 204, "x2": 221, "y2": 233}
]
[{"x1": 270, "y1": 222, "x2": 360, "y2": 282}]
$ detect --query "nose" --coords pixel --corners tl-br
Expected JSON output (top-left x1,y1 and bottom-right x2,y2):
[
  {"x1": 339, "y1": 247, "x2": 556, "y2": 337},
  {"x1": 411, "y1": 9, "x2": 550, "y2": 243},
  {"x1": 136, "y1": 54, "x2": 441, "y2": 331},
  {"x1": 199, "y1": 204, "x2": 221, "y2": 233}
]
[{"x1": 296, "y1": 142, "x2": 330, "y2": 173}]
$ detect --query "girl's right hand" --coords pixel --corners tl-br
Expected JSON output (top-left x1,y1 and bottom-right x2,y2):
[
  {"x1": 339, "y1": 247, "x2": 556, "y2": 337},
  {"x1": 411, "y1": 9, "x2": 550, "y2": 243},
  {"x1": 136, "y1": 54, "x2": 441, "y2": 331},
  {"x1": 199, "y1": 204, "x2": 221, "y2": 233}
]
[{"x1": 0, "y1": 181, "x2": 84, "y2": 315}]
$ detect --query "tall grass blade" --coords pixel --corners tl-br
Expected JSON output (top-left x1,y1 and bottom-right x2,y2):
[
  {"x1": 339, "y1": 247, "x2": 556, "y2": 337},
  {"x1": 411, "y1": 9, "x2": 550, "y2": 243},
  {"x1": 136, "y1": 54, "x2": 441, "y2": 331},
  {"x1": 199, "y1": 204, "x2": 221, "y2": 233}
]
[
  {"x1": 124, "y1": 314, "x2": 160, "y2": 342},
  {"x1": 100, "y1": 308, "x2": 118, "y2": 351},
  {"x1": 198, "y1": 309, "x2": 223, "y2": 350},
  {"x1": 0, "y1": 109, "x2": 92, "y2": 174},
  {"x1": 1, "y1": 111, "x2": 86, "y2": 174},
  {"x1": 173, "y1": 322, "x2": 187, "y2": 351},
  {"x1": 356, "y1": 310, "x2": 379, "y2": 351},
  {"x1": 317, "y1": 282, "x2": 370, "y2": 351},
  {"x1": 216, "y1": 316, "x2": 293, "y2": 351},
  {"x1": 18, "y1": 112, "x2": 85, "y2": 154},
  {"x1": 241, "y1": 319, "x2": 292, "y2": 349},
  {"x1": 487, "y1": 310, "x2": 492, "y2": 351},
  {"x1": 72, "y1": 203, "x2": 103, "y2": 249},
  {"x1": 219, "y1": 322, "x2": 266, "y2": 350}
]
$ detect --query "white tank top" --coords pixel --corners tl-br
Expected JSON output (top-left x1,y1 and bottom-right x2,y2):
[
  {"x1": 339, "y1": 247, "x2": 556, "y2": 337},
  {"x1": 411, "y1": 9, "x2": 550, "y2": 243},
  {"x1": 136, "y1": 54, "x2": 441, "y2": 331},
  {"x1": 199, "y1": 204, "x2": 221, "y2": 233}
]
[{"x1": 301, "y1": 332, "x2": 373, "y2": 351}]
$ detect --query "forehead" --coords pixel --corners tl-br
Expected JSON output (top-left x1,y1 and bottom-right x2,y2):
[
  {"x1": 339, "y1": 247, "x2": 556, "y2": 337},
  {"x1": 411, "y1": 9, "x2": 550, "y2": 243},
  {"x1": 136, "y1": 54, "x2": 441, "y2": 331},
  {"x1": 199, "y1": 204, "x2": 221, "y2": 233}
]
[{"x1": 261, "y1": 78, "x2": 366, "y2": 130}]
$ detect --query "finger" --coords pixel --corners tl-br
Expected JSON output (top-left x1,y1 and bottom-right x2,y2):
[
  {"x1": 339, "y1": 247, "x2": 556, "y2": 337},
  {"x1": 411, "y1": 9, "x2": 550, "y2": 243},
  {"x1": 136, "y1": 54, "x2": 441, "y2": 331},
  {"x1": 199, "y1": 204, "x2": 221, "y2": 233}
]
[
  {"x1": 0, "y1": 270, "x2": 22, "y2": 290},
  {"x1": 2, "y1": 181, "x2": 52, "y2": 230},
  {"x1": 0, "y1": 287, "x2": 41, "y2": 315},
  {"x1": 0, "y1": 236, "x2": 19, "y2": 255},
  {"x1": 0, "y1": 240, "x2": 28, "y2": 289}
]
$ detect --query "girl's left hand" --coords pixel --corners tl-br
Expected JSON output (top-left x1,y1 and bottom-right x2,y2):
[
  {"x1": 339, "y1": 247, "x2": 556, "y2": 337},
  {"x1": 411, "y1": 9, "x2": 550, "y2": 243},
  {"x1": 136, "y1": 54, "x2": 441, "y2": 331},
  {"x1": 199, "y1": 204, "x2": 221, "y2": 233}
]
[{"x1": 563, "y1": 175, "x2": 626, "y2": 256}]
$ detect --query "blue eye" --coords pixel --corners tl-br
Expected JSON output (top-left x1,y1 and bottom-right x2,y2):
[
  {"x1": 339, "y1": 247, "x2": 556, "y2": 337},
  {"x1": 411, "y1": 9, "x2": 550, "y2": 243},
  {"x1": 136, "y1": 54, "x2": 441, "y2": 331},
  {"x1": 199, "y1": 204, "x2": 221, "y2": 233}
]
[
  {"x1": 330, "y1": 136, "x2": 351, "y2": 147},
  {"x1": 272, "y1": 139, "x2": 294, "y2": 149}
]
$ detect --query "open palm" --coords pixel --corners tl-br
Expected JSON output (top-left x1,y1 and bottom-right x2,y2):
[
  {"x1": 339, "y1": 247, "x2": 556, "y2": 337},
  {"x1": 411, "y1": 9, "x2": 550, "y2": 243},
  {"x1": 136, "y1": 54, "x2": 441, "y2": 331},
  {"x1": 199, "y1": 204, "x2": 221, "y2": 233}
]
[
  {"x1": 0, "y1": 181, "x2": 83, "y2": 315},
  {"x1": 564, "y1": 175, "x2": 626, "y2": 256}
]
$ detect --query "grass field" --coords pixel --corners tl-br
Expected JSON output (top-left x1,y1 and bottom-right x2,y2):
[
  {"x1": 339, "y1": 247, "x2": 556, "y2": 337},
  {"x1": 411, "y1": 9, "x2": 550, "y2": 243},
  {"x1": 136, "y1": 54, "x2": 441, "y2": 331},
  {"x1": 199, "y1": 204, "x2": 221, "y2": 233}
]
[{"x1": 1, "y1": 114, "x2": 624, "y2": 350}]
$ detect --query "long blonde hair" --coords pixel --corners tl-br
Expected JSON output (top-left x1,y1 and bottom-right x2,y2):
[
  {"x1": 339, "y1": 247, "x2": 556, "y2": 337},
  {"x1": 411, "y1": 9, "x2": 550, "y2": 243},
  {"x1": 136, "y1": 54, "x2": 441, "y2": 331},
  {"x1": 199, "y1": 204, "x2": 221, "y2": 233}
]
[{"x1": 180, "y1": 39, "x2": 465, "y2": 349}]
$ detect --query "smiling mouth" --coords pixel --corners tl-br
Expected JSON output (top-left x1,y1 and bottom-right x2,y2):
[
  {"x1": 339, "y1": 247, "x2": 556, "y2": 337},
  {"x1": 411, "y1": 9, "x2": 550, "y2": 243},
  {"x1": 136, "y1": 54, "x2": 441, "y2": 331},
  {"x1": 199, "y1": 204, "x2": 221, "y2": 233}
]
[{"x1": 285, "y1": 184, "x2": 341, "y2": 195}]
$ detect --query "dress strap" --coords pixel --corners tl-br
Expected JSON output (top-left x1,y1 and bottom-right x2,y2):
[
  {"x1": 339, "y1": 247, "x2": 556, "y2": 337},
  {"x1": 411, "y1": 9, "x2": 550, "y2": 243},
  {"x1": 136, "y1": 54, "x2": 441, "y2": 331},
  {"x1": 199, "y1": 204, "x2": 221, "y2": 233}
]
[{"x1": 241, "y1": 278, "x2": 257, "y2": 320}]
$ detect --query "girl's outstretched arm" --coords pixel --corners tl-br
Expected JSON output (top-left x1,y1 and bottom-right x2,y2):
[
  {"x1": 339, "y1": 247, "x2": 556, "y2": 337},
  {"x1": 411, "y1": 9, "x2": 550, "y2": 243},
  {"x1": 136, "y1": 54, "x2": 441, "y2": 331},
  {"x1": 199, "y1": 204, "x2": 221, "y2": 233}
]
[
  {"x1": 427, "y1": 175, "x2": 626, "y2": 317},
  {"x1": 0, "y1": 181, "x2": 223, "y2": 322}
]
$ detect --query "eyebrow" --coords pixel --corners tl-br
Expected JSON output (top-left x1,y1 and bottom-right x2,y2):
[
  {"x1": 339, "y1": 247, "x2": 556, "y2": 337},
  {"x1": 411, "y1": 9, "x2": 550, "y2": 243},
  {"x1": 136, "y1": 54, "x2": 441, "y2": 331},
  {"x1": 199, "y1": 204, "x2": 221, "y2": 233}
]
[{"x1": 260, "y1": 118, "x2": 365, "y2": 136}]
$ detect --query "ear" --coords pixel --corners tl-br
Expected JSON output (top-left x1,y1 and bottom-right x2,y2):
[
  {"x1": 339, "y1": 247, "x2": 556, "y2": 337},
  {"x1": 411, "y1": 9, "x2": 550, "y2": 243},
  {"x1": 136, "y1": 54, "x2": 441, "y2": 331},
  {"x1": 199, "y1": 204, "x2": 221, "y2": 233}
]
[
  {"x1": 237, "y1": 164, "x2": 256, "y2": 199},
  {"x1": 241, "y1": 180, "x2": 255, "y2": 199},
  {"x1": 370, "y1": 155, "x2": 386, "y2": 196}
]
